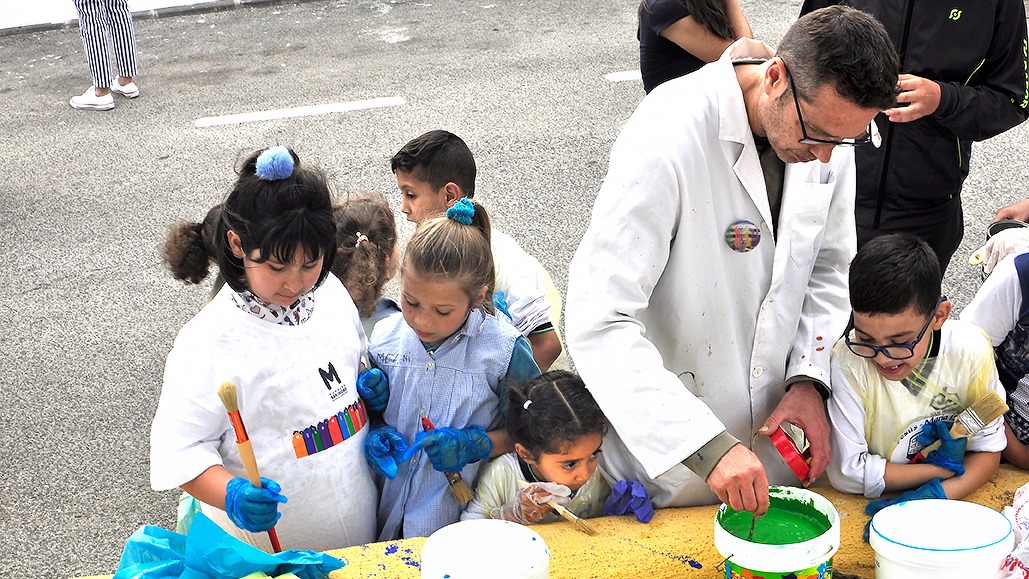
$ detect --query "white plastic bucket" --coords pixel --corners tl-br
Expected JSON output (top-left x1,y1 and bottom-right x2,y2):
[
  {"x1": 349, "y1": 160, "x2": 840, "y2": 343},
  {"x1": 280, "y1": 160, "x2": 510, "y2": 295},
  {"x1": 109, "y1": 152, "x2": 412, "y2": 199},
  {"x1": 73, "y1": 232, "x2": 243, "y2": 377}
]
[
  {"x1": 869, "y1": 499, "x2": 1013, "y2": 578},
  {"x1": 714, "y1": 486, "x2": 840, "y2": 578},
  {"x1": 420, "y1": 519, "x2": 550, "y2": 579}
]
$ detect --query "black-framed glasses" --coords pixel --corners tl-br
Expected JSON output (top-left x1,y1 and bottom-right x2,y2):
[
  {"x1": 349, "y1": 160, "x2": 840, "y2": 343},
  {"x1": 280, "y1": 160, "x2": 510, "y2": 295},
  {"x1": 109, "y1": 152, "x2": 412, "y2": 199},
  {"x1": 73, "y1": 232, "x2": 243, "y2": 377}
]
[
  {"x1": 784, "y1": 64, "x2": 881, "y2": 148},
  {"x1": 845, "y1": 296, "x2": 947, "y2": 360}
]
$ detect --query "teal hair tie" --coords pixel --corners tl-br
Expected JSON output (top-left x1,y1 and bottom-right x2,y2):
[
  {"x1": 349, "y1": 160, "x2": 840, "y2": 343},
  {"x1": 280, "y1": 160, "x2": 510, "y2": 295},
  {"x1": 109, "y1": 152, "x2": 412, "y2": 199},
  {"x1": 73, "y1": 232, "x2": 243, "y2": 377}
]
[
  {"x1": 446, "y1": 198, "x2": 475, "y2": 225},
  {"x1": 255, "y1": 146, "x2": 294, "y2": 181}
]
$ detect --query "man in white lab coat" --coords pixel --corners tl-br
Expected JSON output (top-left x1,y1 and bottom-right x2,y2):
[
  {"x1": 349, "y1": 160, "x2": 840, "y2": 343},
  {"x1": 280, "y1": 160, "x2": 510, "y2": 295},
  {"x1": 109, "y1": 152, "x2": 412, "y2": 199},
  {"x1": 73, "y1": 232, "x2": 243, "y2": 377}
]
[{"x1": 566, "y1": 6, "x2": 899, "y2": 516}]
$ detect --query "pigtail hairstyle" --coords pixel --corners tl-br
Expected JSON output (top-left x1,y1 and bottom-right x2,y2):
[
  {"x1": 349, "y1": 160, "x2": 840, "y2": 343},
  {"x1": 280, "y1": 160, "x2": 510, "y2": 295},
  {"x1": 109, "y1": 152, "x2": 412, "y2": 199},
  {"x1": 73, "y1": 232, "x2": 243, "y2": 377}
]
[
  {"x1": 331, "y1": 191, "x2": 398, "y2": 317},
  {"x1": 163, "y1": 204, "x2": 223, "y2": 284},
  {"x1": 638, "y1": 0, "x2": 735, "y2": 41},
  {"x1": 403, "y1": 198, "x2": 495, "y2": 314},
  {"x1": 216, "y1": 147, "x2": 337, "y2": 294},
  {"x1": 507, "y1": 370, "x2": 608, "y2": 457}
]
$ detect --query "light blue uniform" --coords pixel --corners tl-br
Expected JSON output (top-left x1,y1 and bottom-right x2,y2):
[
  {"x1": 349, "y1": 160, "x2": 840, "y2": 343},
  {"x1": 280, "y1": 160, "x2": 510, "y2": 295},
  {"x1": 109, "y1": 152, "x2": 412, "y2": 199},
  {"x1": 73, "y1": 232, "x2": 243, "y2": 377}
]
[{"x1": 370, "y1": 308, "x2": 540, "y2": 540}]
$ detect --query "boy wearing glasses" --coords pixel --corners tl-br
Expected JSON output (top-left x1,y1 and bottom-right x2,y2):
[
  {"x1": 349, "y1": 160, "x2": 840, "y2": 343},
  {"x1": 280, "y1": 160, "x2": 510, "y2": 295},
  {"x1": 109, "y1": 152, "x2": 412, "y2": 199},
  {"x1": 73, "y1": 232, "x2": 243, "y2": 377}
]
[{"x1": 827, "y1": 233, "x2": 1005, "y2": 511}]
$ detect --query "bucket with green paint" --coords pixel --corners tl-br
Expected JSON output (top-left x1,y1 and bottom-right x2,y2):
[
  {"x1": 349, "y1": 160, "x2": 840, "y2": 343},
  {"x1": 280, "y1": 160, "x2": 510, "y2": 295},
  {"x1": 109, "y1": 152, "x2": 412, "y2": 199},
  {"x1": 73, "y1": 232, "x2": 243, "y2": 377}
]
[{"x1": 714, "y1": 486, "x2": 840, "y2": 579}]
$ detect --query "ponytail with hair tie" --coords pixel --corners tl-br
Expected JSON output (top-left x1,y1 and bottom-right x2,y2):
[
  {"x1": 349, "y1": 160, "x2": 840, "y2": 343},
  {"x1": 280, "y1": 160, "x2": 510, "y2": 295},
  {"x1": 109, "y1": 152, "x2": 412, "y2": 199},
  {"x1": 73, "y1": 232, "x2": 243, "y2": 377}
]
[
  {"x1": 446, "y1": 198, "x2": 475, "y2": 225},
  {"x1": 255, "y1": 146, "x2": 295, "y2": 181}
]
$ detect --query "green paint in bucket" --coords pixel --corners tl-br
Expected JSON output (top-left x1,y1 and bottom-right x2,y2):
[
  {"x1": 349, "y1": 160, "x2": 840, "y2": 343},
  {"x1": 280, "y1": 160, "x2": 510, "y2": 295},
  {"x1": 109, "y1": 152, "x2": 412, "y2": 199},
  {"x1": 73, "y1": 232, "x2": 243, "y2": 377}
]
[{"x1": 713, "y1": 486, "x2": 840, "y2": 579}]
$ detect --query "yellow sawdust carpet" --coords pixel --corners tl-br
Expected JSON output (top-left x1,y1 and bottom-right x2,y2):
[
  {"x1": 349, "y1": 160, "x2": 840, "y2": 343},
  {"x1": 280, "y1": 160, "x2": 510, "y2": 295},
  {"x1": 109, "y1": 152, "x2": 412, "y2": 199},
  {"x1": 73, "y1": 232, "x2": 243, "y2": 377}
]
[{"x1": 72, "y1": 464, "x2": 1027, "y2": 579}]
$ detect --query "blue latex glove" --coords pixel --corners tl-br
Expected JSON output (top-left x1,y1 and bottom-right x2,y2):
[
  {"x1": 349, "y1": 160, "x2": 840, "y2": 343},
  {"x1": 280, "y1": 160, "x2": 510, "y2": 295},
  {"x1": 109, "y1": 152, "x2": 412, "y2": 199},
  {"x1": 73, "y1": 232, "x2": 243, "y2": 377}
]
[
  {"x1": 603, "y1": 479, "x2": 655, "y2": 523},
  {"x1": 224, "y1": 477, "x2": 287, "y2": 533},
  {"x1": 863, "y1": 478, "x2": 946, "y2": 541},
  {"x1": 917, "y1": 421, "x2": 967, "y2": 476},
  {"x1": 492, "y1": 290, "x2": 513, "y2": 322},
  {"x1": 356, "y1": 368, "x2": 389, "y2": 413},
  {"x1": 364, "y1": 424, "x2": 409, "y2": 479},
  {"x1": 402, "y1": 425, "x2": 494, "y2": 472}
]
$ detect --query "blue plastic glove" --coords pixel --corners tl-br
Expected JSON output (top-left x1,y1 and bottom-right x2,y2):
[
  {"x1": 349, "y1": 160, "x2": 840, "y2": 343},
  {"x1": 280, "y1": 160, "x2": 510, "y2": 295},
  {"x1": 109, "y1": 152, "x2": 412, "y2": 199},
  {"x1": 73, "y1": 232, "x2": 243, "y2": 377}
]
[
  {"x1": 356, "y1": 368, "x2": 389, "y2": 413},
  {"x1": 492, "y1": 290, "x2": 513, "y2": 322},
  {"x1": 603, "y1": 479, "x2": 655, "y2": 523},
  {"x1": 863, "y1": 478, "x2": 946, "y2": 541},
  {"x1": 402, "y1": 425, "x2": 494, "y2": 472},
  {"x1": 224, "y1": 476, "x2": 287, "y2": 533},
  {"x1": 364, "y1": 424, "x2": 409, "y2": 479},
  {"x1": 917, "y1": 421, "x2": 967, "y2": 476}
]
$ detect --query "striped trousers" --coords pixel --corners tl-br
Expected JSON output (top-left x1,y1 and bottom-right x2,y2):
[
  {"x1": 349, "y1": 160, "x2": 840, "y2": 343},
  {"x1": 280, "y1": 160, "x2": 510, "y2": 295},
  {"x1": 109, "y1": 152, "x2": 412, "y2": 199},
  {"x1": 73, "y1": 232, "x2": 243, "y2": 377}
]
[{"x1": 74, "y1": 0, "x2": 139, "y2": 88}]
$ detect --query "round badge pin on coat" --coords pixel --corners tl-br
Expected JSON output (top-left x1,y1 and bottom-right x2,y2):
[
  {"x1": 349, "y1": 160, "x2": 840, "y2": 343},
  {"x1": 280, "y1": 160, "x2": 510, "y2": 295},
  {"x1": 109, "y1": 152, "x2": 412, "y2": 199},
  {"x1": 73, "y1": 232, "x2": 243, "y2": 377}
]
[{"x1": 725, "y1": 220, "x2": 761, "y2": 252}]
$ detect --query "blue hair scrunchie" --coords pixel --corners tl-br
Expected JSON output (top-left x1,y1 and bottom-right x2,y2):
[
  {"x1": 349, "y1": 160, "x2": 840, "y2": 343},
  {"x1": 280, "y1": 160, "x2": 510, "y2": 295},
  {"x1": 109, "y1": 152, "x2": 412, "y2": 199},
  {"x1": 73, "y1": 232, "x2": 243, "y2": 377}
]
[
  {"x1": 445, "y1": 198, "x2": 475, "y2": 225},
  {"x1": 255, "y1": 146, "x2": 295, "y2": 181}
]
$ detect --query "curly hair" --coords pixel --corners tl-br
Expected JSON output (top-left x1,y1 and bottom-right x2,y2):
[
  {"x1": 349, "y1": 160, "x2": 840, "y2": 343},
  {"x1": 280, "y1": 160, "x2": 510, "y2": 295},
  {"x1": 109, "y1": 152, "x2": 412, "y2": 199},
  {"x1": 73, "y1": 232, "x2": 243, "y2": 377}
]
[
  {"x1": 162, "y1": 204, "x2": 222, "y2": 284},
  {"x1": 331, "y1": 192, "x2": 398, "y2": 317}
]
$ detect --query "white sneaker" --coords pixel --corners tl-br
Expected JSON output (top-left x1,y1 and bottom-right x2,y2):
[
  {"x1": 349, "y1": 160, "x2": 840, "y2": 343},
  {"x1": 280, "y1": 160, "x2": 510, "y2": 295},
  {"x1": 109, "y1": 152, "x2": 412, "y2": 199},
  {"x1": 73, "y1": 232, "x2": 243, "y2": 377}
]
[
  {"x1": 111, "y1": 78, "x2": 139, "y2": 98},
  {"x1": 69, "y1": 87, "x2": 114, "y2": 110}
]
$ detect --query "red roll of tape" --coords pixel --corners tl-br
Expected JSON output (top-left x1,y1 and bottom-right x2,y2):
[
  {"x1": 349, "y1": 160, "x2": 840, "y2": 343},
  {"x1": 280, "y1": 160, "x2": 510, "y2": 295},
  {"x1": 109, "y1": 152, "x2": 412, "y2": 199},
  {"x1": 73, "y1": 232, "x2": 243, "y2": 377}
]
[{"x1": 769, "y1": 425, "x2": 811, "y2": 482}]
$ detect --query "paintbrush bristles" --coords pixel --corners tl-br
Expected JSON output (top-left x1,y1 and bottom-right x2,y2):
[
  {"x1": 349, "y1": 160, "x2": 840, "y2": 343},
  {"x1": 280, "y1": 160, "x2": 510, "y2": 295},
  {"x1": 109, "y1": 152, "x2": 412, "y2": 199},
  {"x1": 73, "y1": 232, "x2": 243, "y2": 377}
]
[
  {"x1": 217, "y1": 381, "x2": 239, "y2": 414},
  {"x1": 449, "y1": 476, "x2": 475, "y2": 504},
  {"x1": 550, "y1": 502, "x2": 597, "y2": 535},
  {"x1": 951, "y1": 390, "x2": 1009, "y2": 438}
]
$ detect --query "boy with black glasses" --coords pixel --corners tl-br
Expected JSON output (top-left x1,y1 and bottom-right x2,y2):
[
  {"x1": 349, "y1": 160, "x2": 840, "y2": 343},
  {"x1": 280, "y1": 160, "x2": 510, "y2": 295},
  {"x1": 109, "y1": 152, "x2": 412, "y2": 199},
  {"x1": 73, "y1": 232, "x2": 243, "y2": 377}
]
[{"x1": 827, "y1": 233, "x2": 1005, "y2": 520}]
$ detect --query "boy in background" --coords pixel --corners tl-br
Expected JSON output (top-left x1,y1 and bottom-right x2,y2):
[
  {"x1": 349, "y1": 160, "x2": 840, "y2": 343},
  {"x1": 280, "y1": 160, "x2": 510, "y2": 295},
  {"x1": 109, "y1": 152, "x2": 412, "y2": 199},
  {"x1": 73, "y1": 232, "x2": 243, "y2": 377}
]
[
  {"x1": 827, "y1": 234, "x2": 1005, "y2": 533},
  {"x1": 390, "y1": 130, "x2": 565, "y2": 371}
]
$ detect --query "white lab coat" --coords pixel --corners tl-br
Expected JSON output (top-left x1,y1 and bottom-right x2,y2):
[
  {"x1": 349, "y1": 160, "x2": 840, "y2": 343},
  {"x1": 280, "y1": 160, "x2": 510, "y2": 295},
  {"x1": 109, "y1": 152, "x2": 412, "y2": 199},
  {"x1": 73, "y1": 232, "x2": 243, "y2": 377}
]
[{"x1": 566, "y1": 39, "x2": 855, "y2": 507}]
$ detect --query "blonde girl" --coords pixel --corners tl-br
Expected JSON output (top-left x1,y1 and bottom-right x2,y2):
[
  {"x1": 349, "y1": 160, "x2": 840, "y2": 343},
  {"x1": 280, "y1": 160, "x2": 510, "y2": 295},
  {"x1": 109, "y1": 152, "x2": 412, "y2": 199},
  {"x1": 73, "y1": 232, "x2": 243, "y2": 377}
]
[{"x1": 364, "y1": 198, "x2": 541, "y2": 540}]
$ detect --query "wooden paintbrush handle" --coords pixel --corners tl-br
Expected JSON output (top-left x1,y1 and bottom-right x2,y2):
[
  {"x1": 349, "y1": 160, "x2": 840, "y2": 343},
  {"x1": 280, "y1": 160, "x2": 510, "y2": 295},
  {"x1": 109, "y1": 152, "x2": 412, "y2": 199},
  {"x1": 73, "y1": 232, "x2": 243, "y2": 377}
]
[{"x1": 237, "y1": 439, "x2": 263, "y2": 486}]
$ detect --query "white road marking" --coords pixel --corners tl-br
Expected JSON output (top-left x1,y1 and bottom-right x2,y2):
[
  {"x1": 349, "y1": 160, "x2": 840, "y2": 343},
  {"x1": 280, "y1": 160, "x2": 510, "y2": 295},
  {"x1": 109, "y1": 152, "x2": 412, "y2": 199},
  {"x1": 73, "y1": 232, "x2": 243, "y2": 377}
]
[
  {"x1": 605, "y1": 70, "x2": 642, "y2": 83},
  {"x1": 194, "y1": 96, "x2": 406, "y2": 127}
]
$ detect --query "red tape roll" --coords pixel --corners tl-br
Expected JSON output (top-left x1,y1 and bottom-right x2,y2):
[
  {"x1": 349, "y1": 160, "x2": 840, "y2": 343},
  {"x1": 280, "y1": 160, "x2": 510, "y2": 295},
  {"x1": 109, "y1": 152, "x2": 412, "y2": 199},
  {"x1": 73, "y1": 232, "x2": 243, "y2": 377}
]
[{"x1": 769, "y1": 426, "x2": 811, "y2": 482}]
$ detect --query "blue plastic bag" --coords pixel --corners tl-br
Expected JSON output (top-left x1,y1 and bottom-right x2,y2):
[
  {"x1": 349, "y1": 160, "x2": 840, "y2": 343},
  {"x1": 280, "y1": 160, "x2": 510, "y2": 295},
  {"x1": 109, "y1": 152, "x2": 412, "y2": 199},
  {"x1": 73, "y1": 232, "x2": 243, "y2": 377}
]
[{"x1": 113, "y1": 512, "x2": 344, "y2": 579}]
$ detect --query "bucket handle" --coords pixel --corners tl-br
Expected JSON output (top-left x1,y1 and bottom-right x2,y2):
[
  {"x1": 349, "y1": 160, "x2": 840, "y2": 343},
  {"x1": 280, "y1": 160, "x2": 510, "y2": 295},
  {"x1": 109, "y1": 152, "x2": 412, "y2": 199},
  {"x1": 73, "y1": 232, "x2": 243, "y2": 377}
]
[{"x1": 715, "y1": 554, "x2": 734, "y2": 578}]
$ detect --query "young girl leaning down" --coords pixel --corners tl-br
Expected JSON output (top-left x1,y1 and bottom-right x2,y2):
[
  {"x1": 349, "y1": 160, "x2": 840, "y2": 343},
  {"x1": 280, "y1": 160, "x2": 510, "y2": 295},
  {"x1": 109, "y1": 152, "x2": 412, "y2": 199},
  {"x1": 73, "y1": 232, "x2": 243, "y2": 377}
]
[
  {"x1": 462, "y1": 369, "x2": 611, "y2": 523},
  {"x1": 149, "y1": 146, "x2": 378, "y2": 552},
  {"x1": 364, "y1": 198, "x2": 542, "y2": 541}
]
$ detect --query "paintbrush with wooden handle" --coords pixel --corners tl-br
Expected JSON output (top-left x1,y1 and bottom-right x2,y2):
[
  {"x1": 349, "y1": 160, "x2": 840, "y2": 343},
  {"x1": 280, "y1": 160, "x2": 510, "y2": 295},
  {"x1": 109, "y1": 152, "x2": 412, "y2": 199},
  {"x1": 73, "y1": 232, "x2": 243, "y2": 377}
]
[
  {"x1": 951, "y1": 390, "x2": 1009, "y2": 437},
  {"x1": 217, "y1": 380, "x2": 283, "y2": 553},
  {"x1": 517, "y1": 479, "x2": 597, "y2": 535},
  {"x1": 910, "y1": 390, "x2": 1009, "y2": 463},
  {"x1": 420, "y1": 413, "x2": 475, "y2": 504}
]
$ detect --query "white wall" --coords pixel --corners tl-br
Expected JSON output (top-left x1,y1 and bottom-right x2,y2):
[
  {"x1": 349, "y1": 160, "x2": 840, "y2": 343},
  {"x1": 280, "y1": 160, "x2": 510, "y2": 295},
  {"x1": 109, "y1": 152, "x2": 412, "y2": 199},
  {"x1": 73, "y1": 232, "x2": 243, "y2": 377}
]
[{"x1": 2, "y1": 0, "x2": 211, "y2": 30}]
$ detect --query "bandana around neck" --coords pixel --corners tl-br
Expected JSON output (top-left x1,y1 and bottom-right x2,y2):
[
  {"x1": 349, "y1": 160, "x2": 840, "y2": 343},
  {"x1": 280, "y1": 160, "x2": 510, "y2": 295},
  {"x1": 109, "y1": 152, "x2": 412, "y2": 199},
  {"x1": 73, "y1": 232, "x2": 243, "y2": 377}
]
[{"x1": 230, "y1": 289, "x2": 315, "y2": 326}]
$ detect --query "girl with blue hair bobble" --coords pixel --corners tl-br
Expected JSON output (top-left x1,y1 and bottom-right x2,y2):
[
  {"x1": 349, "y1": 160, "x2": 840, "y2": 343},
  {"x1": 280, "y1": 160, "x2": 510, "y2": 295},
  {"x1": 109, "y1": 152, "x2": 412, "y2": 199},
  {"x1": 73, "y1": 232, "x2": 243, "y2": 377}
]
[
  {"x1": 150, "y1": 146, "x2": 378, "y2": 552},
  {"x1": 364, "y1": 197, "x2": 542, "y2": 540}
]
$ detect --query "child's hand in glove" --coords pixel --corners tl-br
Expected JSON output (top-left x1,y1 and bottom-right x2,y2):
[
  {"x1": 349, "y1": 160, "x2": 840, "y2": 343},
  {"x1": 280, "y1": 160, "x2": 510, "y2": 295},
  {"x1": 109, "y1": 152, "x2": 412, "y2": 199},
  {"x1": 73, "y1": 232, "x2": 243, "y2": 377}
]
[
  {"x1": 490, "y1": 482, "x2": 572, "y2": 524},
  {"x1": 224, "y1": 476, "x2": 288, "y2": 532},
  {"x1": 403, "y1": 425, "x2": 493, "y2": 472}
]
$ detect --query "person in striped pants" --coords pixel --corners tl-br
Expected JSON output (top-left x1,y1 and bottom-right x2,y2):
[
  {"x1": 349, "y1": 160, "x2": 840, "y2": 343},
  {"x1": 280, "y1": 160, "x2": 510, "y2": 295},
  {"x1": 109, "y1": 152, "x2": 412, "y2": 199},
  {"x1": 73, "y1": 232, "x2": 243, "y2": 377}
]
[{"x1": 70, "y1": 0, "x2": 140, "y2": 110}]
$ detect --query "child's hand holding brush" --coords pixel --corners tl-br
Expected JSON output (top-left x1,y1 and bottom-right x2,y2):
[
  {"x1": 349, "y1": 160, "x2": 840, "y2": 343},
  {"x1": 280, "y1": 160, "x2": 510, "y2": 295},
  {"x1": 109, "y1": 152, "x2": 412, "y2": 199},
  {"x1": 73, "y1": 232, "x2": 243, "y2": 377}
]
[
  {"x1": 225, "y1": 476, "x2": 288, "y2": 532},
  {"x1": 406, "y1": 424, "x2": 494, "y2": 473},
  {"x1": 491, "y1": 482, "x2": 572, "y2": 524}
]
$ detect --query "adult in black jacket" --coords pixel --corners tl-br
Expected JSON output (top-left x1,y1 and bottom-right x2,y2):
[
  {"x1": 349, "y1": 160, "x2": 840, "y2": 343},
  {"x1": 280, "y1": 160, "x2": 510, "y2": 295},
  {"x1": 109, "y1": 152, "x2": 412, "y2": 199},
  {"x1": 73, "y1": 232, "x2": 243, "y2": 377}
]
[{"x1": 800, "y1": 0, "x2": 1028, "y2": 272}]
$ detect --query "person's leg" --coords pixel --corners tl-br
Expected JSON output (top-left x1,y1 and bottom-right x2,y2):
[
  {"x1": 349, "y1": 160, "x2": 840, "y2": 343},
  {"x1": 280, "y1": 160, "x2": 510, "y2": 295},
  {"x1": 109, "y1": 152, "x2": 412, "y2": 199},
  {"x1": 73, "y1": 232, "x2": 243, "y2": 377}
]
[
  {"x1": 104, "y1": 0, "x2": 139, "y2": 92},
  {"x1": 914, "y1": 204, "x2": 964, "y2": 275},
  {"x1": 73, "y1": 0, "x2": 113, "y2": 94},
  {"x1": 855, "y1": 223, "x2": 888, "y2": 251}
]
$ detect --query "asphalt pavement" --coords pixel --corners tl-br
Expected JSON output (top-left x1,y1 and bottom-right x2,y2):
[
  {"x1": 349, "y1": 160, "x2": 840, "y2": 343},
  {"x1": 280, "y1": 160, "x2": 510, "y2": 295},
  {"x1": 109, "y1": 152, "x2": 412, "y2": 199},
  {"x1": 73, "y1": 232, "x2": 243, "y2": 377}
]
[{"x1": 1, "y1": 0, "x2": 1026, "y2": 577}]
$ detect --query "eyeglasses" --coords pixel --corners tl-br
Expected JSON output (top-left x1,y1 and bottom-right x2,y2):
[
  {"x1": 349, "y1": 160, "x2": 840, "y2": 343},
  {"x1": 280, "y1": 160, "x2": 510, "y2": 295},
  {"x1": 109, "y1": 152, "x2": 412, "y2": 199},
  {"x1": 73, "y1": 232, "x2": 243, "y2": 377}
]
[
  {"x1": 783, "y1": 63, "x2": 881, "y2": 148},
  {"x1": 845, "y1": 296, "x2": 947, "y2": 360}
]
